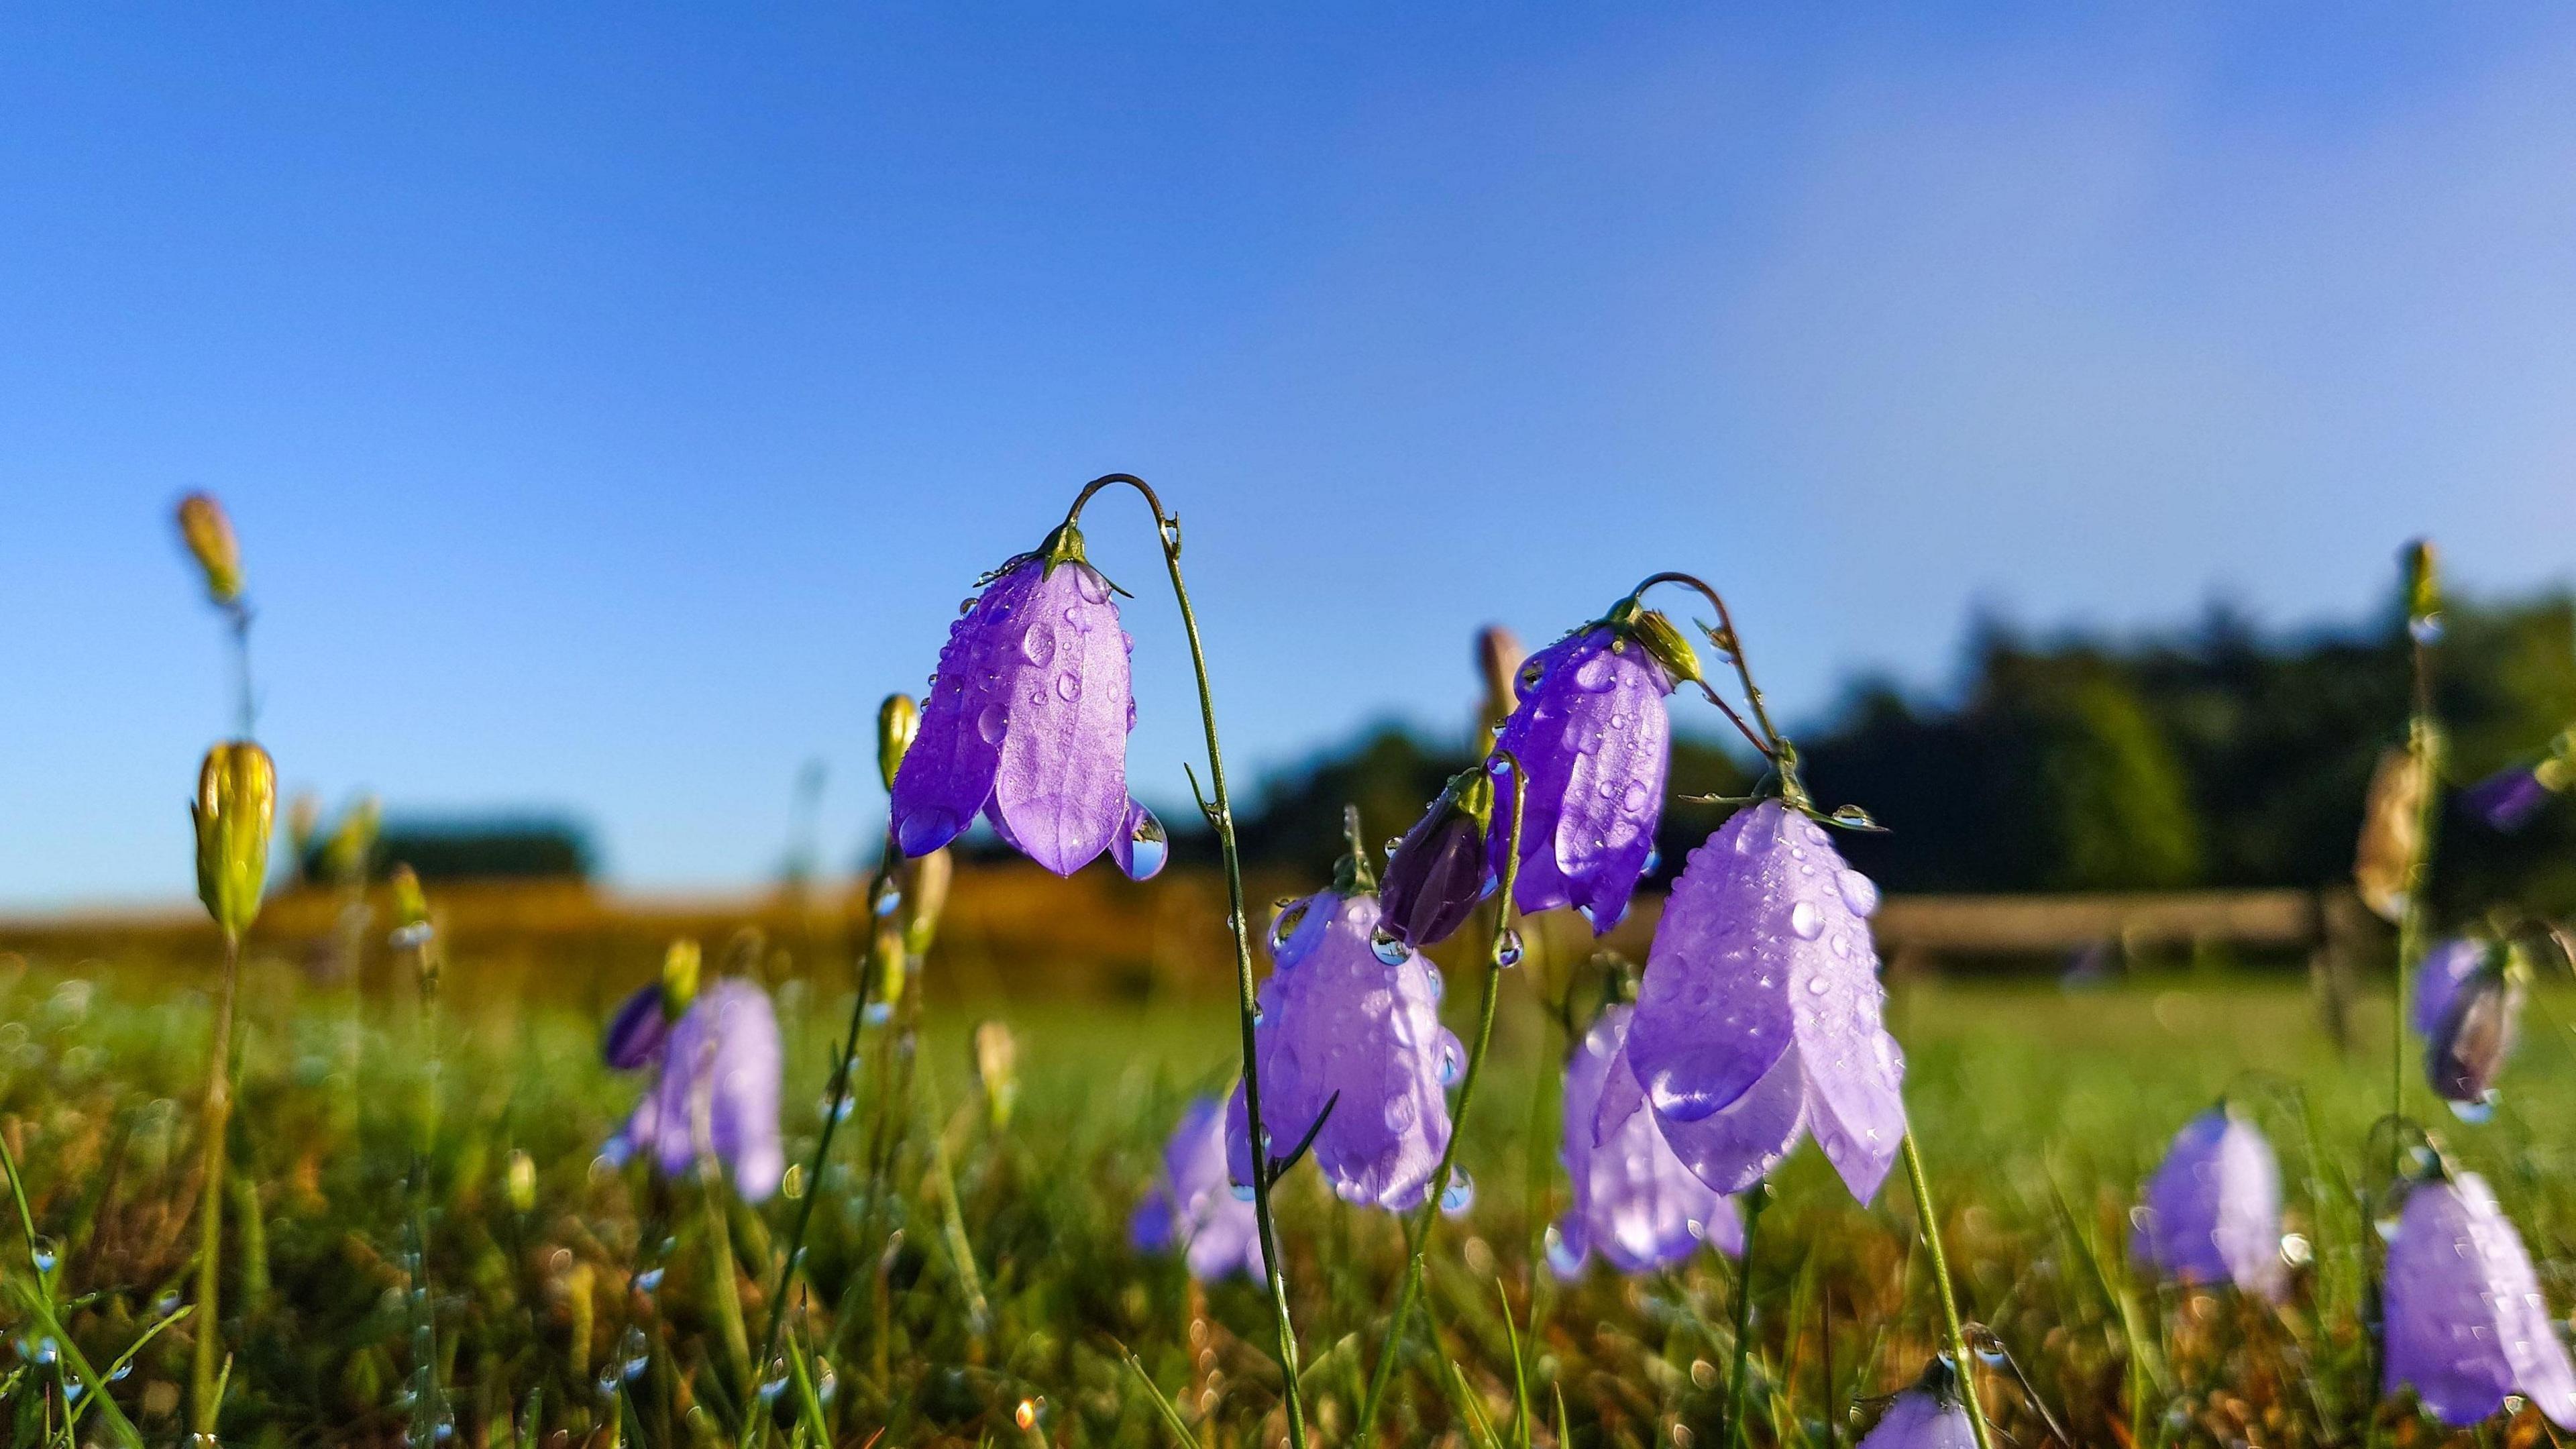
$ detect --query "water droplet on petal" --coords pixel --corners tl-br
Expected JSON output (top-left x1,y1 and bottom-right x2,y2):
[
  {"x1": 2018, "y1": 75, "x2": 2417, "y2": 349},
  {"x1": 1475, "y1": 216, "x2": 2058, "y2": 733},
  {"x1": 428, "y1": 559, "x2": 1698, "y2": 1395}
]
[
  {"x1": 1055, "y1": 673, "x2": 1080, "y2": 702},
  {"x1": 1440, "y1": 1166, "x2": 1475, "y2": 1216},
  {"x1": 1836, "y1": 870, "x2": 1880, "y2": 919},
  {"x1": 1371, "y1": 930, "x2": 1409, "y2": 966},
  {"x1": 1019, "y1": 625, "x2": 1057, "y2": 667},
  {"x1": 1494, "y1": 927, "x2": 1525, "y2": 969},
  {"x1": 976, "y1": 703, "x2": 1008, "y2": 743},
  {"x1": 1544, "y1": 1223, "x2": 1585, "y2": 1276},
  {"x1": 1075, "y1": 566, "x2": 1112, "y2": 604},
  {"x1": 1789, "y1": 901, "x2": 1823, "y2": 939},
  {"x1": 1270, "y1": 900, "x2": 1310, "y2": 953},
  {"x1": 1117, "y1": 800, "x2": 1169, "y2": 880}
]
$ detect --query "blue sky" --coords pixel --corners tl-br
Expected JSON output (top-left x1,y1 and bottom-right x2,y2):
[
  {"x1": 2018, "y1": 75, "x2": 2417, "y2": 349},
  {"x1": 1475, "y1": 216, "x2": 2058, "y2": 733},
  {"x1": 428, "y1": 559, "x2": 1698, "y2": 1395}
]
[{"x1": 7, "y1": 4, "x2": 2575, "y2": 906}]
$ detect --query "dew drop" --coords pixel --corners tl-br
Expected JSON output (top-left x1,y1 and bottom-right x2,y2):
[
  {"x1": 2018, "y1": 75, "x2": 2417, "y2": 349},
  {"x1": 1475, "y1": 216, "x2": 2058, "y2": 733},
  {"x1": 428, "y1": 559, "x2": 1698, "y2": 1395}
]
[
  {"x1": 1019, "y1": 625, "x2": 1057, "y2": 667},
  {"x1": 1118, "y1": 802, "x2": 1168, "y2": 880},
  {"x1": 1270, "y1": 900, "x2": 1311, "y2": 953},
  {"x1": 1075, "y1": 566, "x2": 1112, "y2": 604},
  {"x1": 1437, "y1": 1036, "x2": 1464, "y2": 1086},
  {"x1": 1544, "y1": 1224, "x2": 1585, "y2": 1277},
  {"x1": 1494, "y1": 927, "x2": 1525, "y2": 969},
  {"x1": 1371, "y1": 930, "x2": 1409, "y2": 966},
  {"x1": 1231, "y1": 1182, "x2": 1256, "y2": 1203},
  {"x1": 1789, "y1": 902, "x2": 1823, "y2": 940},
  {"x1": 975, "y1": 703, "x2": 1008, "y2": 743},
  {"x1": 1055, "y1": 673, "x2": 1080, "y2": 702},
  {"x1": 1836, "y1": 870, "x2": 1880, "y2": 919},
  {"x1": 1440, "y1": 1167, "x2": 1475, "y2": 1216}
]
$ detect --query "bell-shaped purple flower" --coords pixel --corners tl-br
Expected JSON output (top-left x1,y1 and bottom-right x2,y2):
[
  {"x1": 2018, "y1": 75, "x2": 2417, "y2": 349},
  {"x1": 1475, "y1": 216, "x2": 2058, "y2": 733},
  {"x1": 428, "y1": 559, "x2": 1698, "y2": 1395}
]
[
  {"x1": 1550, "y1": 1003, "x2": 1741, "y2": 1277},
  {"x1": 2415, "y1": 936, "x2": 2523, "y2": 1106},
  {"x1": 612, "y1": 979, "x2": 786, "y2": 1202},
  {"x1": 1858, "y1": 1358, "x2": 1979, "y2": 1448},
  {"x1": 1379, "y1": 765, "x2": 1497, "y2": 949},
  {"x1": 1619, "y1": 801, "x2": 1905, "y2": 1203},
  {"x1": 2464, "y1": 765, "x2": 2553, "y2": 833},
  {"x1": 1224, "y1": 890, "x2": 1460, "y2": 1211},
  {"x1": 889, "y1": 529, "x2": 1163, "y2": 880},
  {"x1": 602, "y1": 981, "x2": 669, "y2": 1071},
  {"x1": 1131, "y1": 1096, "x2": 1265, "y2": 1282},
  {"x1": 2130, "y1": 1107, "x2": 2285, "y2": 1299},
  {"x1": 1489, "y1": 623, "x2": 1674, "y2": 930},
  {"x1": 2383, "y1": 1172, "x2": 2576, "y2": 1429}
]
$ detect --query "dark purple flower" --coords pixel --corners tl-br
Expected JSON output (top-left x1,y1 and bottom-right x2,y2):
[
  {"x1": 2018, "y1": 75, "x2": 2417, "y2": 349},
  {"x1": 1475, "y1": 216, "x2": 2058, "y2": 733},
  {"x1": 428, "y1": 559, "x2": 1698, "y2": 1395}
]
[
  {"x1": 2414, "y1": 936, "x2": 2522, "y2": 1107},
  {"x1": 1132, "y1": 1097, "x2": 1265, "y2": 1282},
  {"x1": 889, "y1": 532, "x2": 1163, "y2": 879},
  {"x1": 1550, "y1": 1003, "x2": 1741, "y2": 1277},
  {"x1": 1379, "y1": 765, "x2": 1497, "y2": 949},
  {"x1": 2383, "y1": 1172, "x2": 2576, "y2": 1429},
  {"x1": 612, "y1": 979, "x2": 785, "y2": 1201},
  {"x1": 1857, "y1": 1358, "x2": 1978, "y2": 1448},
  {"x1": 2463, "y1": 765, "x2": 2553, "y2": 833},
  {"x1": 1225, "y1": 889, "x2": 1460, "y2": 1212},
  {"x1": 1489, "y1": 623, "x2": 1674, "y2": 930},
  {"x1": 2130, "y1": 1108, "x2": 2284, "y2": 1299},
  {"x1": 602, "y1": 981, "x2": 669, "y2": 1071},
  {"x1": 1618, "y1": 801, "x2": 1905, "y2": 1203}
]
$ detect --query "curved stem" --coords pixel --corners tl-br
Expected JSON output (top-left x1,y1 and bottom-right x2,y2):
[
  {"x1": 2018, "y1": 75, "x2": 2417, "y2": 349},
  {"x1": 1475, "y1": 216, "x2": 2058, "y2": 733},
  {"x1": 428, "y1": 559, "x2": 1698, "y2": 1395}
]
[
  {"x1": 191, "y1": 934, "x2": 241, "y2": 1439},
  {"x1": 1071, "y1": 473, "x2": 1309, "y2": 1449},
  {"x1": 1629, "y1": 572, "x2": 1784, "y2": 761},
  {"x1": 1354, "y1": 753, "x2": 1526, "y2": 1445},
  {"x1": 1900, "y1": 1130, "x2": 1995, "y2": 1449},
  {"x1": 1725, "y1": 1179, "x2": 1771, "y2": 1448}
]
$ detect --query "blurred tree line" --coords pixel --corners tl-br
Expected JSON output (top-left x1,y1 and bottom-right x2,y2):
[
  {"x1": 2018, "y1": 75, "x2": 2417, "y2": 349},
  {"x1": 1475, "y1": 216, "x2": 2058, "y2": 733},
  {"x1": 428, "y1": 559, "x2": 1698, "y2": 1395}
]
[{"x1": 1220, "y1": 589, "x2": 2576, "y2": 914}]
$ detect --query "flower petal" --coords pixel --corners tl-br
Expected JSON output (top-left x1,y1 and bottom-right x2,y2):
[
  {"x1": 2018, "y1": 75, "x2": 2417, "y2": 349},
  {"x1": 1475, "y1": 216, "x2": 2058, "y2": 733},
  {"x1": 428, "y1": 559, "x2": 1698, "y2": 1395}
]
[
  {"x1": 890, "y1": 561, "x2": 1038, "y2": 855},
  {"x1": 990, "y1": 561, "x2": 1133, "y2": 875},
  {"x1": 1626, "y1": 804, "x2": 1799, "y2": 1122}
]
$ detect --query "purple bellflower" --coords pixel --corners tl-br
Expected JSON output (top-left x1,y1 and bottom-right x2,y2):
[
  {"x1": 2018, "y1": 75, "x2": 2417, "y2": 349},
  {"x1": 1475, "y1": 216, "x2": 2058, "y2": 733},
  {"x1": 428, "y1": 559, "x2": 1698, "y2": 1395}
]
[
  {"x1": 602, "y1": 981, "x2": 669, "y2": 1071},
  {"x1": 1488, "y1": 602, "x2": 1686, "y2": 931},
  {"x1": 1617, "y1": 801, "x2": 1906, "y2": 1203},
  {"x1": 1377, "y1": 763, "x2": 1499, "y2": 950},
  {"x1": 611, "y1": 979, "x2": 786, "y2": 1202},
  {"x1": 1857, "y1": 1358, "x2": 1980, "y2": 1449},
  {"x1": 2382, "y1": 1172, "x2": 2576, "y2": 1429},
  {"x1": 1131, "y1": 1096, "x2": 1265, "y2": 1282},
  {"x1": 888, "y1": 525, "x2": 1165, "y2": 880},
  {"x1": 2464, "y1": 765, "x2": 2553, "y2": 833},
  {"x1": 1550, "y1": 1003, "x2": 1742, "y2": 1277},
  {"x1": 1225, "y1": 888, "x2": 1462, "y2": 1212},
  {"x1": 2130, "y1": 1107, "x2": 2286, "y2": 1299},
  {"x1": 2414, "y1": 936, "x2": 2523, "y2": 1108}
]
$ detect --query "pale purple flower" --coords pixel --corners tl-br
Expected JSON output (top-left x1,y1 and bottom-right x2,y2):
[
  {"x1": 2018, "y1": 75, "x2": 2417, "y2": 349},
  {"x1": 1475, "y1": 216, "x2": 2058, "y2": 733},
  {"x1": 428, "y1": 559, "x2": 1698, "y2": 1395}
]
[
  {"x1": 889, "y1": 536, "x2": 1163, "y2": 879},
  {"x1": 1489, "y1": 625, "x2": 1674, "y2": 930},
  {"x1": 2464, "y1": 765, "x2": 2552, "y2": 833},
  {"x1": 1131, "y1": 1097, "x2": 1265, "y2": 1282},
  {"x1": 1225, "y1": 889, "x2": 1460, "y2": 1212},
  {"x1": 1619, "y1": 801, "x2": 1905, "y2": 1203},
  {"x1": 2383, "y1": 1173, "x2": 2576, "y2": 1429},
  {"x1": 2415, "y1": 936, "x2": 2522, "y2": 1106},
  {"x1": 601, "y1": 981, "x2": 669, "y2": 1071},
  {"x1": 1858, "y1": 1358, "x2": 1978, "y2": 1448},
  {"x1": 1550, "y1": 1004, "x2": 1741, "y2": 1277},
  {"x1": 2131, "y1": 1108, "x2": 2285, "y2": 1299},
  {"x1": 612, "y1": 979, "x2": 786, "y2": 1202}
]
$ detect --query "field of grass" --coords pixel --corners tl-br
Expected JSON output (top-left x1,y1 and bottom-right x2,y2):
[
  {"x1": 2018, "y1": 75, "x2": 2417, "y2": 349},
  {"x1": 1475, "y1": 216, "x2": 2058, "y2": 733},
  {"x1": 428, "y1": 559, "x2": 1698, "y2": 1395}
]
[{"x1": 3, "y1": 947, "x2": 2574, "y2": 1448}]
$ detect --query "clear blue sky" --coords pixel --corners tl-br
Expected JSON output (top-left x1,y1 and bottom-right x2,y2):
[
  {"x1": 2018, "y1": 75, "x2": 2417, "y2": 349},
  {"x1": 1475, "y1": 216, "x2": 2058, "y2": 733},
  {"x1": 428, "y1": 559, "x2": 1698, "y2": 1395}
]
[{"x1": 7, "y1": 4, "x2": 2575, "y2": 906}]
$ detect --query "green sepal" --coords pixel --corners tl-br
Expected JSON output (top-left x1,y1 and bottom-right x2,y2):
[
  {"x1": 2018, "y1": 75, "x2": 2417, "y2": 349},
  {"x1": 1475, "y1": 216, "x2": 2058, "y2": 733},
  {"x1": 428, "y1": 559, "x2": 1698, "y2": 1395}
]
[{"x1": 1603, "y1": 597, "x2": 1703, "y2": 686}]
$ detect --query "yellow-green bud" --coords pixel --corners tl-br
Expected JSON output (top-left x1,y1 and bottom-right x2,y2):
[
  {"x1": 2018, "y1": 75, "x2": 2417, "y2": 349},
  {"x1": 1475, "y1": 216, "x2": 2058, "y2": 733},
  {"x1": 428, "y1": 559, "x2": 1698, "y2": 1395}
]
[
  {"x1": 872, "y1": 919, "x2": 906, "y2": 1010},
  {"x1": 504, "y1": 1148, "x2": 537, "y2": 1214},
  {"x1": 2404, "y1": 539, "x2": 2441, "y2": 626},
  {"x1": 660, "y1": 938, "x2": 702, "y2": 1018},
  {"x1": 1604, "y1": 597, "x2": 1703, "y2": 687},
  {"x1": 971, "y1": 1019, "x2": 1018, "y2": 1132},
  {"x1": 390, "y1": 863, "x2": 430, "y2": 932},
  {"x1": 898, "y1": 847, "x2": 952, "y2": 959},
  {"x1": 877, "y1": 694, "x2": 920, "y2": 792},
  {"x1": 193, "y1": 741, "x2": 276, "y2": 943},
  {"x1": 326, "y1": 795, "x2": 380, "y2": 885},
  {"x1": 176, "y1": 492, "x2": 243, "y2": 604}
]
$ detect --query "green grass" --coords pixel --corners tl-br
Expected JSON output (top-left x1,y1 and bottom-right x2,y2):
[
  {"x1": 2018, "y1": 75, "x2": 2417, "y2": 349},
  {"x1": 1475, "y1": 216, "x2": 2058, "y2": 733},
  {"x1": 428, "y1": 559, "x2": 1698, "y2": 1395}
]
[{"x1": 1, "y1": 953, "x2": 2572, "y2": 1447}]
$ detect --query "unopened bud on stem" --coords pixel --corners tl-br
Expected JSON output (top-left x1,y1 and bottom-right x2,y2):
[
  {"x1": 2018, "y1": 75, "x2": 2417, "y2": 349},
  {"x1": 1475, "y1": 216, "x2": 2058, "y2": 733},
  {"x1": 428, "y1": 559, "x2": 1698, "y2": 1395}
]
[
  {"x1": 193, "y1": 741, "x2": 276, "y2": 943},
  {"x1": 2355, "y1": 745, "x2": 2431, "y2": 922},
  {"x1": 176, "y1": 492, "x2": 244, "y2": 604},
  {"x1": 877, "y1": 694, "x2": 920, "y2": 792},
  {"x1": 660, "y1": 938, "x2": 702, "y2": 1019}
]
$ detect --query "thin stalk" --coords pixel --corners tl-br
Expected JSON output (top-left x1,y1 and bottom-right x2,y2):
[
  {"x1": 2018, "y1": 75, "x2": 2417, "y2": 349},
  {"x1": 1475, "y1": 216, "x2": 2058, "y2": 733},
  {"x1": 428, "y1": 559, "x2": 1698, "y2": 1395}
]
[
  {"x1": 1353, "y1": 755, "x2": 1526, "y2": 1446},
  {"x1": 2390, "y1": 633, "x2": 2440, "y2": 1177},
  {"x1": 1631, "y1": 572, "x2": 1787, "y2": 765},
  {"x1": 1065, "y1": 473, "x2": 1309, "y2": 1448},
  {"x1": 405, "y1": 944, "x2": 446, "y2": 1449},
  {"x1": 191, "y1": 934, "x2": 241, "y2": 1440},
  {"x1": 1725, "y1": 1179, "x2": 1772, "y2": 1448},
  {"x1": 226, "y1": 602, "x2": 255, "y2": 740},
  {"x1": 1900, "y1": 1130, "x2": 1994, "y2": 1449}
]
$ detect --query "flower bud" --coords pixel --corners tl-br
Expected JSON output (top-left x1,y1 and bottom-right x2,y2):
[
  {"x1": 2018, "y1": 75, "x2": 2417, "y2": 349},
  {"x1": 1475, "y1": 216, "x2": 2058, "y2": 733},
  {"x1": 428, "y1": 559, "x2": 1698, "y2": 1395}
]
[
  {"x1": 601, "y1": 981, "x2": 669, "y2": 1070},
  {"x1": 971, "y1": 1019, "x2": 1018, "y2": 1131},
  {"x1": 898, "y1": 847, "x2": 952, "y2": 959},
  {"x1": 2354, "y1": 745, "x2": 2429, "y2": 922},
  {"x1": 2422, "y1": 940, "x2": 2524, "y2": 1105},
  {"x1": 877, "y1": 694, "x2": 920, "y2": 793},
  {"x1": 2403, "y1": 538, "x2": 2441, "y2": 636},
  {"x1": 504, "y1": 1149, "x2": 538, "y2": 1214},
  {"x1": 325, "y1": 796, "x2": 380, "y2": 887},
  {"x1": 1604, "y1": 597, "x2": 1703, "y2": 687},
  {"x1": 193, "y1": 741, "x2": 275, "y2": 943},
  {"x1": 390, "y1": 863, "x2": 430, "y2": 932},
  {"x1": 1378, "y1": 765, "x2": 1497, "y2": 949},
  {"x1": 871, "y1": 918, "x2": 906, "y2": 1012},
  {"x1": 176, "y1": 492, "x2": 243, "y2": 604},
  {"x1": 660, "y1": 938, "x2": 702, "y2": 1018},
  {"x1": 1476, "y1": 626, "x2": 1525, "y2": 734}
]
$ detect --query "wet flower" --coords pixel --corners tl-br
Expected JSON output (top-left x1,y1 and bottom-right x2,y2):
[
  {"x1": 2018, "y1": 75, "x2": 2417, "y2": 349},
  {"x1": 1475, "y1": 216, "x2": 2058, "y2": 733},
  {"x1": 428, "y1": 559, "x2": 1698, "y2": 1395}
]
[
  {"x1": 1131, "y1": 1097, "x2": 1265, "y2": 1282},
  {"x1": 1550, "y1": 1003, "x2": 1740, "y2": 1277},
  {"x1": 2382, "y1": 1172, "x2": 2576, "y2": 1429},
  {"x1": 2355, "y1": 744, "x2": 2431, "y2": 922},
  {"x1": 193, "y1": 741, "x2": 276, "y2": 944},
  {"x1": 1378, "y1": 765, "x2": 1497, "y2": 949},
  {"x1": 2130, "y1": 1107, "x2": 2285, "y2": 1299},
  {"x1": 2463, "y1": 765, "x2": 2552, "y2": 833},
  {"x1": 612, "y1": 979, "x2": 784, "y2": 1201},
  {"x1": 2414, "y1": 936, "x2": 2522, "y2": 1106},
  {"x1": 1617, "y1": 801, "x2": 1904, "y2": 1203},
  {"x1": 889, "y1": 524, "x2": 1163, "y2": 879},
  {"x1": 1858, "y1": 1356, "x2": 1979, "y2": 1448},
  {"x1": 1224, "y1": 889, "x2": 1459, "y2": 1211},
  {"x1": 1488, "y1": 604, "x2": 1682, "y2": 930}
]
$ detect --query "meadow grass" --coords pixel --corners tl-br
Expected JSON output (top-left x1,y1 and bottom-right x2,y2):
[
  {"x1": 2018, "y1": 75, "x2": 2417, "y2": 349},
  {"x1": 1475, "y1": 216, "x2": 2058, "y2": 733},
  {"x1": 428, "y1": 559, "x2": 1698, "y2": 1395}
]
[{"x1": 2, "y1": 952, "x2": 2571, "y2": 1447}]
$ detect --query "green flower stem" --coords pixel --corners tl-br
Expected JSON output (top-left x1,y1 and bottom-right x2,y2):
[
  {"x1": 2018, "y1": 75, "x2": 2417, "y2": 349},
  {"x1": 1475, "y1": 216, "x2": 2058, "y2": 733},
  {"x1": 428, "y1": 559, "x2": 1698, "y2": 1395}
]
[
  {"x1": 1353, "y1": 755, "x2": 1526, "y2": 1446},
  {"x1": 2390, "y1": 629, "x2": 2440, "y2": 1178},
  {"x1": 1066, "y1": 473, "x2": 1310, "y2": 1449},
  {"x1": 1725, "y1": 1179, "x2": 1772, "y2": 1448},
  {"x1": 1900, "y1": 1130, "x2": 1994, "y2": 1449},
  {"x1": 191, "y1": 933, "x2": 241, "y2": 1440}
]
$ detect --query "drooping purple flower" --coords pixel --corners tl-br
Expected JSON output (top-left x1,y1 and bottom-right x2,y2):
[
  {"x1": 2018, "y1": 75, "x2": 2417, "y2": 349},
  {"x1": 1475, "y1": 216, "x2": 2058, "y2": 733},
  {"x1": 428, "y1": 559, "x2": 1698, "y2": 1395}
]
[
  {"x1": 612, "y1": 979, "x2": 785, "y2": 1202},
  {"x1": 1131, "y1": 1096, "x2": 1265, "y2": 1282},
  {"x1": 1550, "y1": 1003, "x2": 1741, "y2": 1277},
  {"x1": 888, "y1": 530, "x2": 1163, "y2": 880},
  {"x1": 2414, "y1": 936, "x2": 2522, "y2": 1107},
  {"x1": 1225, "y1": 889, "x2": 1460, "y2": 1212},
  {"x1": 1379, "y1": 765, "x2": 1499, "y2": 949},
  {"x1": 1618, "y1": 801, "x2": 1905, "y2": 1203},
  {"x1": 1489, "y1": 622, "x2": 1675, "y2": 930},
  {"x1": 602, "y1": 981, "x2": 669, "y2": 1071},
  {"x1": 2383, "y1": 1172, "x2": 2576, "y2": 1429},
  {"x1": 2463, "y1": 765, "x2": 2553, "y2": 833},
  {"x1": 1857, "y1": 1358, "x2": 1979, "y2": 1448},
  {"x1": 2130, "y1": 1108, "x2": 2285, "y2": 1299}
]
